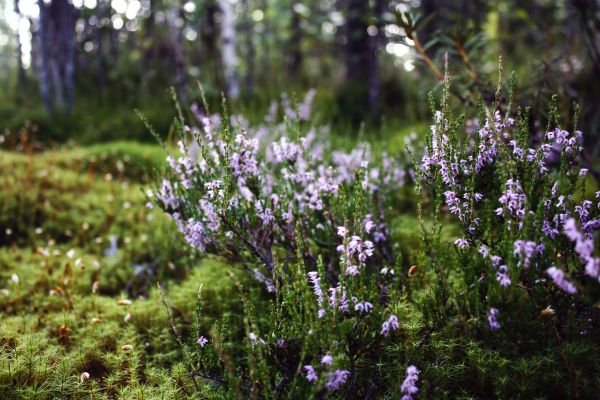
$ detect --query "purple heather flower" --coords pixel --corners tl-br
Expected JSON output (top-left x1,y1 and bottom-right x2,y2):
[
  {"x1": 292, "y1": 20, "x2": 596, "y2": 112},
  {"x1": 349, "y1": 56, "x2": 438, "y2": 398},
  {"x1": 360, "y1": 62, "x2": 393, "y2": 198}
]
[
  {"x1": 364, "y1": 216, "x2": 375, "y2": 234},
  {"x1": 381, "y1": 314, "x2": 399, "y2": 336},
  {"x1": 454, "y1": 239, "x2": 469, "y2": 249},
  {"x1": 488, "y1": 308, "x2": 501, "y2": 330},
  {"x1": 498, "y1": 178, "x2": 526, "y2": 224},
  {"x1": 400, "y1": 365, "x2": 420, "y2": 400},
  {"x1": 496, "y1": 265, "x2": 511, "y2": 287},
  {"x1": 479, "y1": 245, "x2": 490, "y2": 257},
  {"x1": 325, "y1": 369, "x2": 350, "y2": 391},
  {"x1": 513, "y1": 240, "x2": 540, "y2": 269},
  {"x1": 304, "y1": 365, "x2": 318, "y2": 383},
  {"x1": 321, "y1": 355, "x2": 334, "y2": 365},
  {"x1": 563, "y1": 218, "x2": 600, "y2": 281},
  {"x1": 546, "y1": 267, "x2": 577, "y2": 294},
  {"x1": 354, "y1": 301, "x2": 373, "y2": 313},
  {"x1": 308, "y1": 271, "x2": 325, "y2": 317}
]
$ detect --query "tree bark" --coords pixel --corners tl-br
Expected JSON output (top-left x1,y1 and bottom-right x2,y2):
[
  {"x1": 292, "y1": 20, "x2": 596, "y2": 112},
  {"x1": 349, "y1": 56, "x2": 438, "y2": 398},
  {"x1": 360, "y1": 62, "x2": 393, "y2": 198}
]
[
  {"x1": 95, "y1": 0, "x2": 106, "y2": 97},
  {"x1": 37, "y1": 0, "x2": 52, "y2": 113},
  {"x1": 220, "y1": 0, "x2": 240, "y2": 99},
  {"x1": 242, "y1": 0, "x2": 255, "y2": 95},
  {"x1": 14, "y1": 0, "x2": 26, "y2": 87},
  {"x1": 37, "y1": 0, "x2": 76, "y2": 113},
  {"x1": 368, "y1": 0, "x2": 386, "y2": 109},
  {"x1": 287, "y1": 5, "x2": 302, "y2": 78},
  {"x1": 168, "y1": 3, "x2": 187, "y2": 102},
  {"x1": 344, "y1": 0, "x2": 372, "y2": 108}
]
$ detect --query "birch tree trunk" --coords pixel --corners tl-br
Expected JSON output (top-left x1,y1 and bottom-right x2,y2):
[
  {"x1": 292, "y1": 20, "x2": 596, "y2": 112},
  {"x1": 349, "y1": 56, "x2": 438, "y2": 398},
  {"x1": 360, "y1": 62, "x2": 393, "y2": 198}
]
[
  {"x1": 368, "y1": 0, "x2": 386, "y2": 109},
  {"x1": 241, "y1": 0, "x2": 255, "y2": 95},
  {"x1": 37, "y1": 0, "x2": 76, "y2": 113},
  {"x1": 220, "y1": 0, "x2": 240, "y2": 99},
  {"x1": 167, "y1": 3, "x2": 187, "y2": 102},
  {"x1": 287, "y1": 5, "x2": 302, "y2": 78},
  {"x1": 14, "y1": 0, "x2": 26, "y2": 87},
  {"x1": 95, "y1": 0, "x2": 106, "y2": 96},
  {"x1": 37, "y1": 0, "x2": 52, "y2": 113},
  {"x1": 344, "y1": 0, "x2": 372, "y2": 114}
]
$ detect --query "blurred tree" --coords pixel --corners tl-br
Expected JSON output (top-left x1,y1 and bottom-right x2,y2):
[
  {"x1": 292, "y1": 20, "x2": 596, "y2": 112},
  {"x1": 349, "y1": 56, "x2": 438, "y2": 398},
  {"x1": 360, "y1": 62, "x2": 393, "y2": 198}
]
[
  {"x1": 14, "y1": 0, "x2": 25, "y2": 87},
  {"x1": 37, "y1": 0, "x2": 77, "y2": 113},
  {"x1": 287, "y1": 3, "x2": 303, "y2": 77},
  {"x1": 241, "y1": 0, "x2": 255, "y2": 95},
  {"x1": 220, "y1": 0, "x2": 239, "y2": 99},
  {"x1": 167, "y1": 1, "x2": 187, "y2": 101}
]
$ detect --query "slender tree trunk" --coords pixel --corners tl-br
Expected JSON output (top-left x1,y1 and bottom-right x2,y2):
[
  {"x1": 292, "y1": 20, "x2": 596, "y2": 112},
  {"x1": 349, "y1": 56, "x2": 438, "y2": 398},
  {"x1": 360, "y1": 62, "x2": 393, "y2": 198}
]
[
  {"x1": 242, "y1": 0, "x2": 255, "y2": 95},
  {"x1": 168, "y1": 3, "x2": 187, "y2": 102},
  {"x1": 344, "y1": 0, "x2": 371, "y2": 103},
  {"x1": 201, "y1": 0, "x2": 222, "y2": 90},
  {"x1": 37, "y1": 0, "x2": 77, "y2": 113},
  {"x1": 61, "y1": 2, "x2": 76, "y2": 112},
  {"x1": 220, "y1": 0, "x2": 240, "y2": 99},
  {"x1": 29, "y1": 17, "x2": 38, "y2": 77},
  {"x1": 95, "y1": 0, "x2": 106, "y2": 97},
  {"x1": 368, "y1": 0, "x2": 386, "y2": 109},
  {"x1": 37, "y1": 0, "x2": 52, "y2": 113},
  {"x1": 141, "y1": 0, "x2": 156, "y2": 85},
  {"x1": 288, "y1": 5, "x2": 302, "y2": 78},
  {"x1": 14, "y1": 0, "x2": 26, "y2": 87},
  {"x1": 260, "y1": 0, "x2": 270, "y2": 86}
]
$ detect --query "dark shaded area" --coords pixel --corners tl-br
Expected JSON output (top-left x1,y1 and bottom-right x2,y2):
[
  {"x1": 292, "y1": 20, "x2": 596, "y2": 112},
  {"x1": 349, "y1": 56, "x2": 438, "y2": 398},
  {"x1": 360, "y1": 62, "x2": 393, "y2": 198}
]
[{"x1": 0, "y1": 0, "x2": 598, "y2": 151}]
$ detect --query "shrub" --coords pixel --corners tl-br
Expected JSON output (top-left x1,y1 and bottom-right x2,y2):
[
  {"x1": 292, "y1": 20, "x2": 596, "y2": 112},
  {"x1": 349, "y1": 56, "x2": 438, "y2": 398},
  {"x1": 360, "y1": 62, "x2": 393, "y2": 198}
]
[{"x1": 152, "y1": 82, "x2": 600, "y2": 398}]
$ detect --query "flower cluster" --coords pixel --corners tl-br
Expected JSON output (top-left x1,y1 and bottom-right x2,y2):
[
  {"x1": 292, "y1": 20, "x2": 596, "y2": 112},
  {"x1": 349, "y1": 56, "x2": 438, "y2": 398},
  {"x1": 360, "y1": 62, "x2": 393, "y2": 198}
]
[
  {"x1": 419, "y1": 92, "x2": 599, "y2": 335},
  {"x1": 304, "y1": 355, "x2": 351, "y2": 392},
  {"x1": 400, "y1": 365, "x2": 421, "y2": 400},
  {"x1": 153, "y1": 86, "x2": 599, "y2": 398}
]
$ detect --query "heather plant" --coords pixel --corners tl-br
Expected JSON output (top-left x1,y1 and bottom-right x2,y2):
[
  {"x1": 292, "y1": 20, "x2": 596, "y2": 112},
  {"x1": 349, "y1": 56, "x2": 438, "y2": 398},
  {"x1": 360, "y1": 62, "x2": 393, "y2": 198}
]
[
  {"x1": 151, "y1": 80, "x2": 600, "y2": 398},
  {"x1": 412, "y1": 66, "x2": 600, "y2": 396}
]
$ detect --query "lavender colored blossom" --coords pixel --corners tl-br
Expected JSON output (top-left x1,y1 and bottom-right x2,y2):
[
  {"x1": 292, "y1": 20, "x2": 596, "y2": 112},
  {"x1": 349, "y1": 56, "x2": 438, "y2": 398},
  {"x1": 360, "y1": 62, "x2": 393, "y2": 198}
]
[
  {"x1": 496, "y1": 265, "x2": 512, "y2": 287},
  {"x1": 400, "y1": 365, "x2": 420, "y2": 400},
  {"x1": 304, "y1": 365, "x2": 318, "y2": 383},
  {"x1": 321, "y1": 355, "x2": 333, "y2": 365},
  {"x1": 513, "y1": 240, "x2": 541, "y2": 268},
  {"x1": 308, "y1": 271, "x2": 325, "y2": 317},
  {"x1": 354, "y1": 301, "x2": 373, "y2": 313},
  {"x1": 381, "y1": 314, "x2": 399, "y2": 336},
  {"x1": 488, "y1": 308, "x2": 501, "y2": 330},
  {"x1": 563, "y1": 218, "x2": 600, "y2": 281},
  {"x1": 546, "y1": 267, "x2": 577, "y2": 294},
  {"x1": 196, "y1": 336, "x2": 208, "y2": 347},
  {"x1": 497, "y1": 178, "x2": 526, "y2": 225},
  {"x1": 454, "y1": 238, "x2": 469, "y2": 249},
  {"x1": 325, "y1": 369, "x2": 350, "y2": 391}
]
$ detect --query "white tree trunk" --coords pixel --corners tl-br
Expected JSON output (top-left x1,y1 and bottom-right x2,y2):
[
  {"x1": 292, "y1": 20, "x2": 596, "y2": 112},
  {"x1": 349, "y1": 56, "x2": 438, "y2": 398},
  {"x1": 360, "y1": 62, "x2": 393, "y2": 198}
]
[{"x1": 219, "y1": 0, "x2": 239, "y2": 99}]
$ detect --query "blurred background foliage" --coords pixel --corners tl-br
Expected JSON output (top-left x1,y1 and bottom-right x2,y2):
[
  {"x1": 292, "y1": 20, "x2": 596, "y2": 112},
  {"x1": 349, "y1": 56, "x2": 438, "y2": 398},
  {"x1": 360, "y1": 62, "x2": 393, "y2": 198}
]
[{"x1": 0, "y1": 0, "x2": 598, "y2": 150}]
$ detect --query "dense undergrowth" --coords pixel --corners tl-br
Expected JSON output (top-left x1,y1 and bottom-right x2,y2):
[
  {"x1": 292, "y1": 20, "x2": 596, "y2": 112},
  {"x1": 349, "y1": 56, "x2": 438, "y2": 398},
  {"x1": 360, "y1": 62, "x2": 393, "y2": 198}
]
[
  {"x1": 147, "y1": 79, "x2": 600, "y2": 399},
  {"x1": 1, "y1": 80, "x2": 600, "y2": 399}
]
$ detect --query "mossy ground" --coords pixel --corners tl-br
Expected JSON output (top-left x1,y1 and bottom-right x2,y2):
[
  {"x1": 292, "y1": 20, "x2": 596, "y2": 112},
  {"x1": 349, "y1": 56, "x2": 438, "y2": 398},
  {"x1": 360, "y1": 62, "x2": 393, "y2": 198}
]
[
  {"x1": 0, "y1": 144, "x2": 250, "y2": 399},
  {"x1": 2, "y1": 140, "x2": 599, "y2": 399}
]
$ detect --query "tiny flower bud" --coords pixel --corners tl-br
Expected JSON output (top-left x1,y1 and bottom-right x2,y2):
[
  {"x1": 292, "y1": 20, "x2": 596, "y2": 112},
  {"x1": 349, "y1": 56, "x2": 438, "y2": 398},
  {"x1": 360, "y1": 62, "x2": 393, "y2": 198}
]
[
  {"x1": 539, "y1": 306, "x2": 555, "y2": 317},
  {"x1": 408, "y1": 265, "x2": 417, "y2": 277}
]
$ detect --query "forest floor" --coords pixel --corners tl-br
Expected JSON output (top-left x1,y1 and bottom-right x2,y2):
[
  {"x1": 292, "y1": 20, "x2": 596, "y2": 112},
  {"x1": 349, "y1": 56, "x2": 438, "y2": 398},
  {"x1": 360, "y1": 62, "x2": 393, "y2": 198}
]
[{"x1": 0, "y1": 143, "x2": 254, "y2": 399}]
